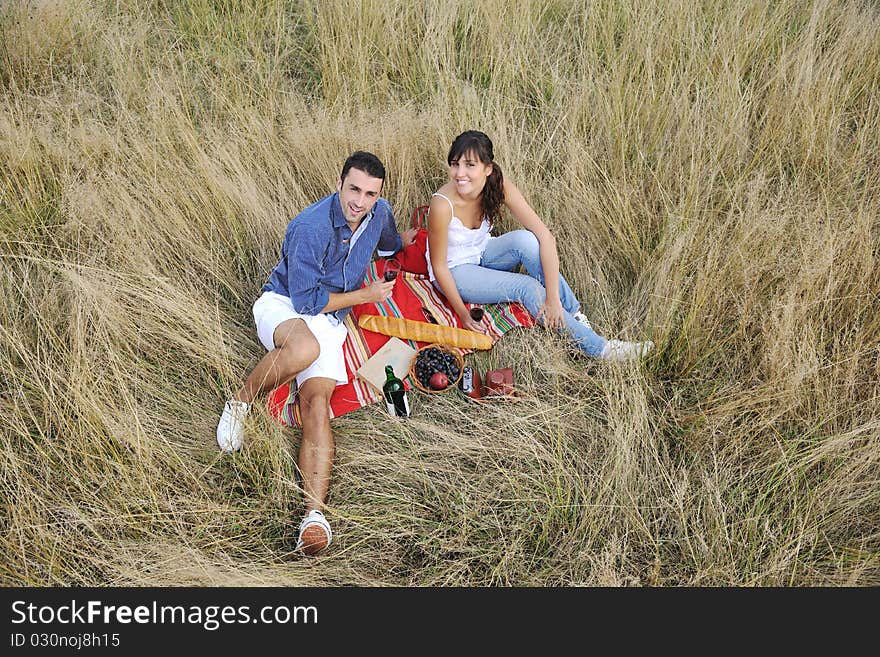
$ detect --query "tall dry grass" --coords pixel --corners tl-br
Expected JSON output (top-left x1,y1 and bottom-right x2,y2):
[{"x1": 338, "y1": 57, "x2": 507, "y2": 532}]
[{"x1": 1, "y1": 0, "x2": 878, "y2": 585}]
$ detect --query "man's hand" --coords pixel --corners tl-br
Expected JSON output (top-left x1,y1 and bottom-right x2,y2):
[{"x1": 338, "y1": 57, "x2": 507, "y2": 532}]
[
  {"x1": 363, "y1": 279, "x2": 395, "y2": 304},
  {"x1": 400, "y1": 227, "x2": 419, "y2": 248}
]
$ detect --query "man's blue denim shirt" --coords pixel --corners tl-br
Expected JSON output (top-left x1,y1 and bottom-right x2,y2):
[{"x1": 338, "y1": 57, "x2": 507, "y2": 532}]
[{"x1": 262, "y1": 192, "x2": 401, "y2": 322}]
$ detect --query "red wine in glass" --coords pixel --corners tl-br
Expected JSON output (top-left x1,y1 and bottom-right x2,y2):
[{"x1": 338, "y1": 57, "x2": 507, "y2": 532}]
[
  {"x1": 469, "y1": 306, "x2": 485, "y2": 322},
  {"x1": 384, "y1": 259, "x2": 401, "y2": 282}
]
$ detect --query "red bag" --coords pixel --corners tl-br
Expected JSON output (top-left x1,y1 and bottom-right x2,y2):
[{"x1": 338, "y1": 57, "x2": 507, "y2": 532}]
[
  {"x1": 395, "y1": 205, "x2": 429, "y2": 276},
  {"x1": 482, "y1": 367, "x2": 515, "y2": 397}
]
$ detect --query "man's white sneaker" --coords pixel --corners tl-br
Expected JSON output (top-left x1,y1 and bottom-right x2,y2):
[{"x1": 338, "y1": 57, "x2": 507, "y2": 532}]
[
  {"x1": 573, "y1": 311, "x2": 593, "y2": 331},
  {"x1": 296, "y1": 509, "x2": 332, "y2": 555},
  {"x1": 599, "y1": 339, "x2": 654, "y2": 362},
  {"x1": 216, "y1": 399, "x2": 249, "y2": 452}
]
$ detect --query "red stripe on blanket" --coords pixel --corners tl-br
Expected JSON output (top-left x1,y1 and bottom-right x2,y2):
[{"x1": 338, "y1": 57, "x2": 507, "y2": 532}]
[{"x1": 267, "y1": 260, "x2": 534, "y2": 427}]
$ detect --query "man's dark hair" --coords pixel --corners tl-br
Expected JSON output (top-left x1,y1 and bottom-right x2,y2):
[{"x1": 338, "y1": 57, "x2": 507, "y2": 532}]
[{"x1": 340, "y1": 151, "x2": 386, "y2": 183}]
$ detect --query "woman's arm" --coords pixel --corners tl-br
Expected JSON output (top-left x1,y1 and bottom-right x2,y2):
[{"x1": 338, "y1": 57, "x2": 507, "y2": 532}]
[
  {"x1": 502, "y1": 179, "x2": 565, "y2": 329},
  {"x1": 427, "y1": 195, "x2": 485, "y2": 333}
]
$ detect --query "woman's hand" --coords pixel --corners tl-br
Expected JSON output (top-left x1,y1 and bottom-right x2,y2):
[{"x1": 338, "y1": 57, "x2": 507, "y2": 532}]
[
  {"x1": 458, "y1": 310, "x2": 486, "y2": 333},
  {"x1": 537, "y1": 298, "x2": 565, "y2": 330}
]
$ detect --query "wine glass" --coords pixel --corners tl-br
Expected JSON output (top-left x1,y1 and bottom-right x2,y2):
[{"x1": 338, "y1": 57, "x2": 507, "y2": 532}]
[
  {"x1": 383, "y1": 258, "x2": 401, "y2": 282},
  {"x1": 469, "y1": 306, "x2": 485, "y2": 322}
]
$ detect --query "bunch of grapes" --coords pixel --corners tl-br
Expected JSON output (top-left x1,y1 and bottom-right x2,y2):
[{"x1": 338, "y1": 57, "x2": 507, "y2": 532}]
[{"x1": 414, "y1": 347, "x2": 460, "y2": 389}]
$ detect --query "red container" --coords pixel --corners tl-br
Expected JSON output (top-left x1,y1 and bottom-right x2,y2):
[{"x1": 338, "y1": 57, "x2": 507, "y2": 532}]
[
  {"x1": 483, "y1": 367, "x2": 514, "y2": 396},
  {"x1": 459, "y1": 365, "x2": 483, "y2": 399}
]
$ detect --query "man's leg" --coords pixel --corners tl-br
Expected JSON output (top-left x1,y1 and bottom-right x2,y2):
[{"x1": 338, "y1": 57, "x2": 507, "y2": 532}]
[
  {"x1": 296, "y1": 377, "x2": 337, "y2": 512},
  {"x1": 236, "y1": 318, "x2": 320, "y2": 404},
  {"x1": 295, "y1": 376, "x2": 337, "y2": 555},
  {"x1": 217, "y1": 318, "x2": 319, "y2": 452}
]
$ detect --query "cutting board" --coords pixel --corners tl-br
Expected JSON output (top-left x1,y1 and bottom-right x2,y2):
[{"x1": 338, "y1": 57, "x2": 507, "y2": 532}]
[{"x1": 356, "y1": 337, "x2": 417, "y2": 395}]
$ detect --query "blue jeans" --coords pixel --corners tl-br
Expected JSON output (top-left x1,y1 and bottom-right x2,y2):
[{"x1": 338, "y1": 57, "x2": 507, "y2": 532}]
[{"x1": 438, "y1": 230, "x2": 607, "y2": 357}]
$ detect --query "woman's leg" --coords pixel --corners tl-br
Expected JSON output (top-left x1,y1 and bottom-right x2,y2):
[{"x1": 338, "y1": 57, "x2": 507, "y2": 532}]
[
  {"x1": 480, "y1": 230, "x2": 581, "y2": 314},
  {"x1": 449, "y1": 263, "x2": 607, "y2": 357}
]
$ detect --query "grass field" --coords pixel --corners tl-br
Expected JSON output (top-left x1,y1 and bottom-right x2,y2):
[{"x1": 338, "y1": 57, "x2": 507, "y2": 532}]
[{"x1": 2, "y1": 0, "x2": 878, "y2": 585}]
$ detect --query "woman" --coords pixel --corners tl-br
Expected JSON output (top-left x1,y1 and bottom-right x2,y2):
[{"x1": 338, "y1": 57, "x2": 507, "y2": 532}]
[{"x1": 426, "y1": 130, "x2": 653, "y2": 361}]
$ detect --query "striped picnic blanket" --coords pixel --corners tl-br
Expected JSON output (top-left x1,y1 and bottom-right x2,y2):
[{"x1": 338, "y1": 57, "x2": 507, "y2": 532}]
[{"x1": 267, "y1": 259, "x2": 534, "y2": 427}]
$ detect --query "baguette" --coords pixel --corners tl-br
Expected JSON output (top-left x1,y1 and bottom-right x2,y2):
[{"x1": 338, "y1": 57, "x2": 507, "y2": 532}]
[{"x1": 358, "y1": 314, "x2": 493, "y2": 350}]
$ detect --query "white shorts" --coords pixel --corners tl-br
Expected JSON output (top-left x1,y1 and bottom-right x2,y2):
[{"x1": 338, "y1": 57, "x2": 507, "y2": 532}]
[{"x1": 252, "y1": 291, "x2": 348, "y2": 387}]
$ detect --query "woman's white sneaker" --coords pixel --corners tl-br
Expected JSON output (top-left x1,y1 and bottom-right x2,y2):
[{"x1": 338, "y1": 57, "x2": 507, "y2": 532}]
[
  {"x1": 216, "y1": 399, "x2": 249, "y2": 452},
  {"x1": 599, "y1": 339, "x2": 654, "y2": 362},
  {"x1": 573, "y1": 311, "x2": 593, "y2": 330}
]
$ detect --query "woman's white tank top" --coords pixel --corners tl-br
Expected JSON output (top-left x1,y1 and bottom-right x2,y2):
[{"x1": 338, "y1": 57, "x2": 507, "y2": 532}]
[{"x1": 426, "y1": 192, "x2": 492, "y2": 281}]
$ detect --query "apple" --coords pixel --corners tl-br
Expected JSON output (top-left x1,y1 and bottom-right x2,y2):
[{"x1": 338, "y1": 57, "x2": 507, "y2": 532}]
[{"x1": 429, "y1": 371, "x2": 449, "y2": 390}]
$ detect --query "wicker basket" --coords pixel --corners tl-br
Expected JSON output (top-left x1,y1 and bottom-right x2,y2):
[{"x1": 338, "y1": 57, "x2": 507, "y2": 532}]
[{"x1": 409, "y1": 343, "x2": 464, "y2": 394}]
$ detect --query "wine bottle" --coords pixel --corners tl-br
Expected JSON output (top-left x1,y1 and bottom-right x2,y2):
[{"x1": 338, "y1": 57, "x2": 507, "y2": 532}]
[{"x1": 382, "y1": 365, "x2": 411, "y2": 417}]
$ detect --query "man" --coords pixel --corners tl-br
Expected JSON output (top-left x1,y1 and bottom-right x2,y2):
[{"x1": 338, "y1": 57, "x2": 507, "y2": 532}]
[{"x1": 216, "y1": 151, "x2": 417, "y2": 555}]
